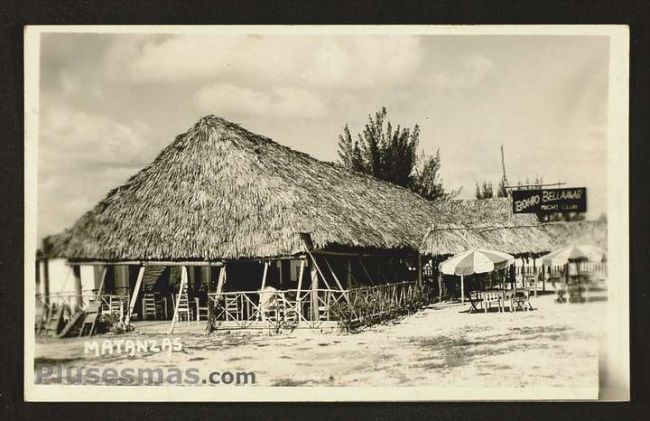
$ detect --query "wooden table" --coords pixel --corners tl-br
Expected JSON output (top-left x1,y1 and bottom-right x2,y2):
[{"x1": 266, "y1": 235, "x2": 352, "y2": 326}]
[{"x1": 467, "y1": 289, "x2": 532, "y2": 313}]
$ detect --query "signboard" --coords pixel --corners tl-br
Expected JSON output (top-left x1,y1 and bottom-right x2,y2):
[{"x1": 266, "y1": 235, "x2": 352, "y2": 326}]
[{"x1": 512, "y1": 187, "x2": 587, "y2": 214}]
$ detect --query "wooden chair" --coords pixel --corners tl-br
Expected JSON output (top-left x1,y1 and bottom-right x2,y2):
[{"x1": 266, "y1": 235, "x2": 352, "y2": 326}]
[
  {"x1": 172, "y1": 286, "x2": 192, "y2": 322},
  {"x1": 36, "y1": 302, "x2": 50, "y2": 335},
  {"x1": 223, "y1": 295, "x2": 240, "y2": 321},
  {"x1": 511, "y1": 289, "x2": 531, "y2": 311},
  {"x1": 481, "y1": 290, "x2": 503, "y2": 313},
  {"x1": 43, "y1": 302, "x2": 66, "y2": 336},
  {"x1": 466, "y1": 291, "x2": 483, "y2": 312},
  {"x1": 141, "y1": 292, "x2": 162, "y2": 320},
  {"x1": 101, "y1": 295, "x2": 126, "y2": 321},
  {"x1": 318, "y1": 291, "x2": 332, "y2": 321},
  {"x1": 78, "y1": 302, "x2": 102, "y2": 337},
  {"x1": 195, "y1": 297, "x2": 209, "y2": 321}
]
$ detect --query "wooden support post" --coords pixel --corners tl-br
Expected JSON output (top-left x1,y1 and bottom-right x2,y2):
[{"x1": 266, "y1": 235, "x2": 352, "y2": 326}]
[
  {"x1": 532, "y1": 256, "x2": 538, "y2": 297},
  {"x1": 206, "y1": 264, "x2": 225, "y2": 334},
  {"x1": 323, "y1": 256, "x2": 350, "y2": 304},
  {"x1": 215, "y1": 266, "x2": 226, "y2": 295},
  {"x1": 124, "y1": 266, "x2": 145, "y2": 327},
  {"x1": 296, "y1": 260, "x2": 305, "y2": 321},
  {"x1": 310, "y1": 263, "x2": 319, "y2": 322},
  {"x1": 258, "y1": 262, "x2": 270, "y2": 321},
  {"x1": 564, "y1": 262, "x2": 570, "y2": 304},
  {"x1": 359, "y1": 258, "x2": 374, "y2": 285},
  {"x1": 72, "y1": 265, "x2": 83, "y2": 311},
  {"x1": 460, "y1": 275, "x2": 465, "y2": 303},
  {"x1": 168, "y1": 266, "x2": 188, "y2": 335},
  {"x1": 346, "y1": 259, "x2": 353, "y2": 290},
  {"x1": 418, "y1": 255, "x2": 423, "y2": 285},
  {"x1": 43, "y1": 258, "x2": 50, "y2": 305},
  {"x1": 89, "y1": 266, "x2": 108, "y2": 336},
  {"x1": 323, "y1": 257, "x2": 345, "y2": 291},
  {"x1": 438, "y1": 272, "x2": 443, "y2": 302},
  {"x1": 95, "y1": 266, "x2": 108, "y2": 301},
  {"x1": 306, "y1": 251, "x2": 332, "y2": 289},
  {"x1": 211, "y1": 266, "x2": 227, "y2": 329},
  {"x1": 260, "y1": 262, "x2": 269, "y2": 290}
]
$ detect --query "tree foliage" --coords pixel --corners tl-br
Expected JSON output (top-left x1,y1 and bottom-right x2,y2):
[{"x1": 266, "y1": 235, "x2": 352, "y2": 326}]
[
  {"x1": 474, "y1": 180, "x2": 507, "y2": 199},
  {"x1": 337, "y1": 107, "x2": 459, "y2": 201}
]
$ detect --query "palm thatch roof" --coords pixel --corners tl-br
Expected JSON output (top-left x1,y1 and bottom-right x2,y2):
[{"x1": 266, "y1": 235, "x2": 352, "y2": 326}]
[
  {"x1": 58, "y1": 115, "x2": 454, "y2": 261},
  {"x1": 51, "y1": 115, "x2": 555, "y2": 262},
  {"x1": 39, "y1": 230, "x2": 73, "y2": 259},
  {"x1": 540, "y1": 220, "x2": 608, "y2": 250},
  {"x1": 429, "y1": 198, "x2": 538, "y2": 226},
  {"x1": 420, "y1": 219, "x2": 607, "y2": 257}
]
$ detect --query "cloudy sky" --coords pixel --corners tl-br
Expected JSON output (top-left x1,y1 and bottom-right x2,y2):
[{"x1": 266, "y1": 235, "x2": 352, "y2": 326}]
[{"x1": 37, "y1": 31, "x2": 609, "y2": 242}]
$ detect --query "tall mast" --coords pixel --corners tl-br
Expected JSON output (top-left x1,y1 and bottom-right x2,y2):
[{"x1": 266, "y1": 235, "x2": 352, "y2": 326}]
[{"x1": 500, "y1": 144, "x2": 509, "y2": 187}]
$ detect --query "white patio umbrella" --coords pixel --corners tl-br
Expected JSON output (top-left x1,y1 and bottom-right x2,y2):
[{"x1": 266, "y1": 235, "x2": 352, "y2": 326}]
[
  {"x1": 439, "y1": 249, "x2": 515, "y2": 302},
  {"x1": 541, "y1": 245, "x2": 605, "y2": 266}
]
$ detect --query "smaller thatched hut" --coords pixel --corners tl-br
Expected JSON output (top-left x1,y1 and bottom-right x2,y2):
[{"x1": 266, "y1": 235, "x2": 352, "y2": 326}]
[
  {"x1": 420, "y1": 212, "x2": 608, "y2": 296},
  {"x1": 421, "y1": 219, "x2": 607, "y2": 258}
]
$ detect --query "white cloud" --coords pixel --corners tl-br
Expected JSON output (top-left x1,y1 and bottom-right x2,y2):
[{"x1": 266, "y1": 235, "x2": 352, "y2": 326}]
[
  {"x1": 39, "y1": 106, "x2": 153, "y2": 175},
  {"x1": 105, "y1": 35, "x2": 423, "y2": 89},
  {"x1": 38, "y1": 106, "x2": 156, "y2": 239},
  {"x1": 194, "y1": 83, "x2": 326, "y2": 118},
  {"x1": 431, "y1": 54, "x2": 495, "y2": 89}
]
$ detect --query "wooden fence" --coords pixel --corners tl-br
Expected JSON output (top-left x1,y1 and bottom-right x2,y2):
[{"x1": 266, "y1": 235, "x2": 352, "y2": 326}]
[
  {"x1": 35, "y1": 291, "x2": 129, "y2": 319},
  {"x1": 513, "y1": 261, "x2": 607, "y2": 291},
  {"x1": 208, "y1": 281, "x2": 422, "y2": 328}
]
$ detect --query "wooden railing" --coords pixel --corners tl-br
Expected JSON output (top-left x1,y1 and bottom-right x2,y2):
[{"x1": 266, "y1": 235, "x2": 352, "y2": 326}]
[
  {"x1": 513, "y1": 261, "x2": 608, "y2": 290},
  {"x1": 35, "y1": 291, "x2": 93, "y2": 309},
  {"x1": 35, "y1": 291, "x2": 129, "y2": 318},
  {"x1": 208, "y1": 281, "x2": 422, "y2": 328}
]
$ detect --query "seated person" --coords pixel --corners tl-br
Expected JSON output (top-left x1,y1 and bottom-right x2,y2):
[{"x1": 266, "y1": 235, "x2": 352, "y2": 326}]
[{"x1": 258, "y1": 281, "x2": 282, "y2": 320}]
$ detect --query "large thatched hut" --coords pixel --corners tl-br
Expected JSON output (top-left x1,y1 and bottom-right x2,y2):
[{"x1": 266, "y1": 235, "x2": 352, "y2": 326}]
[{"x1": 41, "y1": 115, "x2": 458, "y2": 330}]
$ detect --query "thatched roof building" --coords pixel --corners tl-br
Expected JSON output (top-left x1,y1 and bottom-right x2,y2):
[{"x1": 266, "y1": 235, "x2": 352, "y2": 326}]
[
  {"x1": 54, "y1": 114, "x2": 589, "y2": 264},
  {"x1": 420, "y1": 219, "x2": 607, "y2": 257},
  {"x1": 39, "y1": 230, "x2": 73, "y2": 259},
  {"x1": 57, "y1": 115, "x2": 460, "y2": 262}
]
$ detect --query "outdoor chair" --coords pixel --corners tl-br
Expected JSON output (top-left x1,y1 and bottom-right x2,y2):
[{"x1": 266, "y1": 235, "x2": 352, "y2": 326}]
[
  {"x1": 195, "y1": 297, "x2": 209, "y2": 321},
  {"x1": 223, "y1": 295, "x2": 240, "y2": 321},
  {"x1": 172, "y1": 287, "x2": 193, "y2": 321},
  {"x1": 141, "y1": 292, "x2": 162, "y2": 320},
  {"x1": 511, "y1": 289, "x2": 532, "y2": 311},
  {"x1": 466, "y1": 291, "x2": 483, "y2": 312},
  {"x1": 78, "y1": 302, "x2": 102, "y2": 337},
  {"x1": 481, "y1": 290, "x2": 503, "y2": 313},
  {"x1": 500, "y1": 289, "x2": 515, "y2": 312},
  {"x1": 101, "y1": 294, "x2": 126, "y2": 321}
]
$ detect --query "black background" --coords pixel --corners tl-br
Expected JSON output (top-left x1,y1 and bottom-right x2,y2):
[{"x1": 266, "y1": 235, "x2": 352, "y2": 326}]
[{"x1": 1, "y1": 1, "x2": 648, "y2": 420}]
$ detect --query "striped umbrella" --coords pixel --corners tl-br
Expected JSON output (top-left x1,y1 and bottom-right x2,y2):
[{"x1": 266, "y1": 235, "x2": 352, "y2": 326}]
[
  {"x1": 541, "y1": 245, "x2": 605, "y2": 266},
  {"x1": 439, "y1": 249, "x2": 515, "y2": 302}
]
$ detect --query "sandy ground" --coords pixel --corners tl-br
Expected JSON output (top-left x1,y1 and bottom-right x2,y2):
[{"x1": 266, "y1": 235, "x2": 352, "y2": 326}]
[{"x1": 33, "y1": 294, "x2": 605, "y2": 388}]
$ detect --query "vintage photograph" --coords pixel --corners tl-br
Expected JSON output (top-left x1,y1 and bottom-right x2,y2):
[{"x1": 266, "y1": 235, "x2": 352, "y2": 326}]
[{"x1": 24, "y1": 26, "x2": 629, "y2": 401}]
